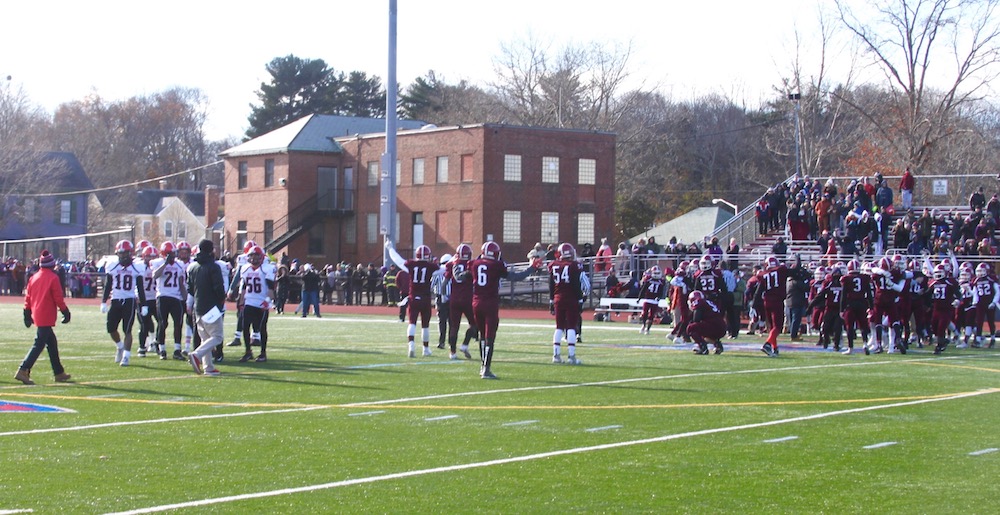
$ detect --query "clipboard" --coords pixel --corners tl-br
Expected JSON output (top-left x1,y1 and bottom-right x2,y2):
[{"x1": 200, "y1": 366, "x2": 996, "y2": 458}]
[{"x1": 201, "y1": 305, "x2": 223, "y2": 324}]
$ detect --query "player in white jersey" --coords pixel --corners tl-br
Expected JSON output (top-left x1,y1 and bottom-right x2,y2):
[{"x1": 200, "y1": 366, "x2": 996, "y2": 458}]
[
  {"x1": 152, "y1": 241, "x2": 188, "y2": 360},
  {"x1": 227, "y1": 240, "x2": 258, "y2": 348},
  {"x1": 136, "y1": 245, "x2": 158, "y2": 357},
  {"x1": 235, "y1": 246, "x2": 275, "y2": 362},
  {"x1": 100, "y1": 240, "x2": 148, "y2": 366}
]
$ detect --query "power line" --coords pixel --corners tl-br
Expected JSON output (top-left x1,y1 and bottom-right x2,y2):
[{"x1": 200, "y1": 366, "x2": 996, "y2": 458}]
[{"x1": 19, "y1": 160, "x2": 224, "y2": 198}]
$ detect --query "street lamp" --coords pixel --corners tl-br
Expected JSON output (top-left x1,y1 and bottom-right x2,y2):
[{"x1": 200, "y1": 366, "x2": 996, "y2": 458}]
[{"x1": 712, "y1": 198, "x2": 738, "y2": 214}]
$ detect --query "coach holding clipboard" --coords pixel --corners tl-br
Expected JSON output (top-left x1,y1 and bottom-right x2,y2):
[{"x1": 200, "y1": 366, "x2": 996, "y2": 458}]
[{"x1": 186, "y1": 239, "x2": 226, "y2": 376}]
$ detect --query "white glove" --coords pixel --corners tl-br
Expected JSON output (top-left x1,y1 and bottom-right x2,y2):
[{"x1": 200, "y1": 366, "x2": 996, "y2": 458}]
[
  {"x1": 991, "y1": 303, "x2": 999, "y2": 311},
  {"x1": 262, "y1": 297, "x2": 272, "y2": 310},
  {"x1": 100, "y1": 302, "x2": 108, "y2": 314},
  {"x1": 952, "y1": 300, "x2": 961, "y2": 308},
  {"x1": 140, "y1": 305, "x2": 149, "y2": 317}
]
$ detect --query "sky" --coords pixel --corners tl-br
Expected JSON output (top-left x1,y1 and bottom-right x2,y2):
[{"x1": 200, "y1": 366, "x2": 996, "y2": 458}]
[{"x1": 3, "y1": 0, "x2": 838, "y2": 141}]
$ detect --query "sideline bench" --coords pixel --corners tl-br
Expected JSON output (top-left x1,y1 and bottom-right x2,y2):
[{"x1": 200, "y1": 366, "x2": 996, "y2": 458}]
[{"x1": 594, "y1": 297, "x2": 670, "y2": 321}]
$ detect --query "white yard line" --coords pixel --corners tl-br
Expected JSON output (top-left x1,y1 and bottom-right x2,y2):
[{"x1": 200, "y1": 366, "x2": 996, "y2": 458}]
[
  {"x1": 424, "y1": 415, "x2": 460, "y2": 421},
  {"x1": 584, "y1": 425, "x2": 622, "y2": 432},
  {"x1": 0, "y1": 407, "x2": 324, "y2": 437},
  {"x1": 863, "y1": 441, "x2": 898, "y2": 449},
  {"x1": 502, "y1": 420, "x2": 539, "y2": 427},
  {"x1": 968, "y1": 448, "x2": 998, "y2": 456},
  {"x1": 763, "y1": 436, "x2": 798, "y2": 443},
  {"x1": 104, "y1": 388, "x2": 998, "y2": 515}
]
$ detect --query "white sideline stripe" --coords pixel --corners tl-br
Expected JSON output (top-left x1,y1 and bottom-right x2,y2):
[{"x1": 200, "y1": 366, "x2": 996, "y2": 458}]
[
  {"x1": 763, "y1": 436, "x2": 798, "y2": 443},
  {"x1": 969, "y1": 448, "x2": 999, "y2": 456},
  {"x1": 863, "y1": 441, "x2": 898, "y2": 449},
  {"x1": 502, "y1": 420, "x2": 539, "y2": 427},
  {"x1": 104, "y1": 389, "x2": 998, "y2": 515},
  {"x1": 424, "y1": 415, "x2": 460, "y2": 421},
  {"x1": 0, "y1": 407, "x2": 324, "y2": 437},
  {"x1": 585, "y1": 425, "x2": 622, "y2": 432},
  {"x1": 0, "y1": 509, "x2": 34, "y2": 514},
  {"x1": 348, "y1": 411, "x2": 385, "y2": 417},
  {"x1": 340, "y1": 356, "x2": 961, "y2": 407}
]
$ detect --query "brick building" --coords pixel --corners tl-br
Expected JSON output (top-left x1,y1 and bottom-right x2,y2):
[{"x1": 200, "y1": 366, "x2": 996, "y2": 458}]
[{"x1": 219, "y1": 114, "x2": 616, "y2": 264}]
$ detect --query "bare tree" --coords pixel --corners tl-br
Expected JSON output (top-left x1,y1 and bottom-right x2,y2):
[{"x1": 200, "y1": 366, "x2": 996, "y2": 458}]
[
  {"x1": 0, "y1": 81, "x2": 59, "y2": 202},
  {"x1": 835, "y1": 0, "x2": 1000, "y2": 171}
]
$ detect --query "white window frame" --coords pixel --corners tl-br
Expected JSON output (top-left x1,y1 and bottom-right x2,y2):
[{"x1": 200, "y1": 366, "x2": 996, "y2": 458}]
[
  {"x1": 164, "y1": 220, "x2": 174, "y2": 238},
  {"x1": 541, "y1": 211, "x2": 559, "y2": 243},
  {"x1": 542, "y1": 156, "x2": 559, "y2": 183},
  {"x1": 59, "y1": 200, "x2": 72, "y2": 224},
  {"x1": 436, "y1": 156, "x2": 449, "y2": 183},
  {"x1": 577, "y1": 213, "x2": 595, "y2": 245},
  {"x1": 502, "y1": 210, "x2": 521, "y2": 243},
  {"x1": 366, "y1": 213, "x2": 378, "y2": 244},
  {"x1": 503, "y1": 154, "x2": 521, "y2": 182},
  {"x1": 412, "y1": 158, "x2": 425, "y2": 185},
  {"x1": 579, "y1": 158, "x2": 596, "y2": 185},
  {"x1": 367, "y1": 161, "x2": 379, "y2": 187}
]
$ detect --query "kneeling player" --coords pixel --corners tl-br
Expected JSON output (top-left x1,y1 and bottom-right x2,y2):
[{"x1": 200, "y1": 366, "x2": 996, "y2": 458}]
[{"x1": 687, "y1": 290, "x2": 726, "y2": 355}]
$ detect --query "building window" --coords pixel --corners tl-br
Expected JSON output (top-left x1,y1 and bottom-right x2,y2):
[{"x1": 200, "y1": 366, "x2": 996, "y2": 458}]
[
  {"x1": 238, "y1": 161, "x2": 248, "y2": 189},
  {"x1": 541, "y1": 211, "x2": 559, "y2": 243},
  {"x1": 237, "y1": 220, "x2": 247, "y2": 252},
  {"x1": 367, "y1": 161, "x2": 379, "y2": 187},
  {"x1": 308, "y1": 223, "x2": 324, "y2": 256},
  {"x1": 542, "y1": 156, "x2": 560, "y2": 183},
  {"x1": 264, "y1": 159, "x2": 275, "y2": 187},
  {"x1": 412, "y1": 158, "x2": 425, "y2": 185},
  {"x1": 345, "y1": 215, "x2": 357, "y2": 244},
  {"x1": 577, "y1": 213, "x2": 595, "y2": 245},
  {"x1": 177, "y1": 221, "x2": 187, "y2": 240},
  {"x1": 142, "y1": 221, "x2": 151, "y2": 237},
  {"x1": 461, "y1": 154, "x2": 473, "y2": 182},
  {"x1": 264, "y1": 220, "x2": 274, "y2": 245},
  {"x1": 436, "y1": 156, "x2": 449, "y2": 183},
  {"x1": 22, "y1": 198, "x2": 36, "y2": 223},
  {"x1": 58, "y1": 200, "x2": 73, "y2": 224},
  {"x1": 503, "y1": 155, "x2": 521, "y2": 182},
  {"x1": 164, "y1": 220, "x2": 174, "y2": 238},
  {"x1": 579, "y1": 158, "x2": 596, "y2": 185},
  {"x1": 366, "y1": 213, "x2": 378, "y2": 244},
  {"x1": 502, "y1": 211, "x2": 521, "y2": 243}
]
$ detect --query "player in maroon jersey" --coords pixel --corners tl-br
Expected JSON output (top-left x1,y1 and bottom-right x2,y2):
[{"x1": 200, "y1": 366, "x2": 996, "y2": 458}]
[
  {"x1": 668, "y1": 262, "x2": 693, "y2": 344},
  {"x1": 839, "y1": 259, "x2": 873, "y2": 354},
  {"x1": 807, "y1": 263, "x2": 845, "y2": 353},
  {"x1": 387, "y1": 241, "x2": 437, "y2": 358},
  {"x1": 637, "y1": 265, "x2": 667, "y2": 335},
  {"x1": 444, "y1": 243, "x2": 478, "y2": 359},
  {"x1": 687, "y1": 290, "x2": 727, "y2": 354},
  {"x1": 467, "y1": 241, "x2": 540, "y2": 379},
  {"x1": 868, "y1": 256, "x2": 909, "y2": 354},
  {"x1": 955, "y1": 265, "x2": 977, "y2": 348},
  {"x1": 548, "y1": 243, "x2": 585, "y2": 364},
  {"x1": 807, "y1": 265, "x2": 827, "y2": 345},
  {"x1": 971, "y1": 262, "x2": 1000, "y2": 348},
  {"x1": 899, "y1": 260, "x2": 928, "y2": 348},
  {"x1": 925, "y1": 264, "x2": 960, "y2": 354},
  {"x1": 753, "y1": 255, "x2": 789, "y2": 357},
  {"x1": 693, "y1": 255, "x2": 727, "y2": 304}
]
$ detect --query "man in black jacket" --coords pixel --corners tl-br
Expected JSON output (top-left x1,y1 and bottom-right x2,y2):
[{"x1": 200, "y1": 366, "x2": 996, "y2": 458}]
[{"x1": 186, "y1": 239, "x2": 226, "y2": 376}]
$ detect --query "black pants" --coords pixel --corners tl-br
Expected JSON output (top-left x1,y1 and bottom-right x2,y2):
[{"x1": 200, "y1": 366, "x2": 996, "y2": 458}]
[
  {"x1": 242, "y1": 305, "x2": 269, "y2": 353},
  {"x1": 138, "y1": 300, "x2": 157, "y2": 348},
  {"x1": 157, "y1": 296, "x2": 185, "y2": 345},
  {"x1": 20, "y1": 326, "x2": 65, "y2": 375},
  {"x1": 437, "y1": 301, "x2": 450, "y2": 345}
]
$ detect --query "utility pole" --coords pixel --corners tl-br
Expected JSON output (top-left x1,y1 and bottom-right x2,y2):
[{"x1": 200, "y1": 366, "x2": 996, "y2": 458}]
[
  {"x1": 788, "y1": 92, "x2": 802, "y2": 178},
  {"x1": 381, "y1": 0, "x2": 398, "y2": 267}
]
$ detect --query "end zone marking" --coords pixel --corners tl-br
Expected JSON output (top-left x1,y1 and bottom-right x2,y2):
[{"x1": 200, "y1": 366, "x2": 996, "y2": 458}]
[
  {"x1": 105, "y1": 387, "x2": 1000, "y2": 515},
  {"x1": 863, "y1": 441, "x2": 898, "y2": 449},
  {"x1": 763, "y1": 436, "x2": 798, "y2": 443},
  {"x1": 424, "y1": 415, "x2": 460, "y2": 421},
  {"x1": 969, "y1": 448, "x2": 998, "y2": 456},
  {"x1": 585, "y1": 425, "x2": 622, "y2": 432}
]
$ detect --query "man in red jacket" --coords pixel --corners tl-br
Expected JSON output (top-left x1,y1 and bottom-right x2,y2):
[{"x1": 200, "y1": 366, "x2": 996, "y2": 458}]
[
  {"x1": 15, "y1": 250, "x2": 72, "y2": 385},
  {"x1": 899, "y1": 167, "x2": 915, "y2": 211}
]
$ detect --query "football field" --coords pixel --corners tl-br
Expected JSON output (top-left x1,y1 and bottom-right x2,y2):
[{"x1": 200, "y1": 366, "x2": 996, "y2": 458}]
[{"x1": 2, "y1": 303, "x2": 999, "y2": 514}]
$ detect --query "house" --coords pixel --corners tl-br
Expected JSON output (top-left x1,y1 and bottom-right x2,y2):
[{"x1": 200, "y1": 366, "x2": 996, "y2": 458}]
[
  {"x1": 0, "y1": 151, "x2": 93, "y2": 258},
  {"x1": 102, "y1": 183, "x2": 223, "y2": 249},
  {"x1": 219, "y1": 114, "x2": 616, "y2": 264},
  {"x1": 629, "y1": 207, "x2": 735, "y2": 247}
]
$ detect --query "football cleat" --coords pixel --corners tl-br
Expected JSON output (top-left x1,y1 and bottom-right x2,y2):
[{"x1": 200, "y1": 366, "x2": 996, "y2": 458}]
[
  {"x1": 255, "y1": 354, "x2": 267, "y2": 363},
  {"x1": 437, "y1": 342, "x2": 446, "y2": 349},
  {"x1": 203, "y1": 369, "x2": 221, "y2": 377},
  {"x1": 239, "y1": 353, "x2": 254, "y2": 363},
  {"x1": 422, "y1": 347, "x2": 432, "y2": 357},
  {"x1": 120, "y1": 354, "x2": 130, "y2": 367},
  {"x1": 566, "y1": 356, "x2": 582, "y2": 365},
  {"x1": 449, "y1": 353, "x2": 459, "y2": 360},
  {"x1": 693, "y1": 346, "x2": 709, "y2": 355},
  {"x1": 173, "y1": 350, "x2": 185, "y2": 361},
  {"x1": 137, "y1": 347, "x2": 147, "y2": 358},
  {"x1": 760, "y1": 344, "x2": 775, "y2": 357},
  {"x1": 552, "y1": 355, "x2": 563, "y2": 364},
  {"x1": 462, "y1": 348, "x2": 472, "y2": 359},
  {"x1": 480, "y1": 368, "x2": 498, "y2": 379},
  {"x1": 159, "y1": 351, "x2": 167, "y2": 360},
  {"x1": 227, "y1": 338, "x2": 242, "y2": 347},
  {"x1": 408, "y1": 349, "x2": 416, "y2": 358}
]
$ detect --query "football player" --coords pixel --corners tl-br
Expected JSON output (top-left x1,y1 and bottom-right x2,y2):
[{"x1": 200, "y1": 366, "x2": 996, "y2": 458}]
[
  {"x1": 175, "y1": 241, "x2": 196, "y2": 354},
  {"x1": 636, "y1": 265, "x2": 666, "y2": 335},
  {"x1": 236, "y1": 246, "x2": 274, "y2": 362},
  {"x1": 548, "y1": 243, "x2": 585, "y2": 364},
  {"x1": 839, "y1": 259, "x2": 873, "y2": 354},
  {"x1": 136, "y1": 245, "x2": 158, "y2": 358},
  {"x1": 754, "y1": 255, "x2": 789, "y2": 357},
  {"x1": 971, "y1": 262, "x2": 999, "y2": 347},
  {"x1": 151, "y1": 241, "x2": 187, "y2": 360},
  {"x1": 101, "y1": 240, "x2": 148, "y2": 366},
  {"x1": 807, "y1": 263, "x2": 845, "y2": 353},
  {"x1": 227, "y1": 240, "x2": 258, "y2": 348},
  {"x1": 687, "y1": 290, "x2": 726, "y2": 355},
  {"x1": 668, "y1": 261, "x2": 693, "y2": 344},
  {"x1": 444, "y1": 243, "x2": 478, "y2": 360},
  {"x1": 386, "y1": 241, "x2": 438, "y2": 358},
  {"x1": 466, "y1": 241, "x2": 540, "y2": 379},
  {"x1": 925, "y1": 264, "x2": 960, "y2": 354},
  {"x1": 868, "y1": 256, "x2": 909, "y2": 354}
]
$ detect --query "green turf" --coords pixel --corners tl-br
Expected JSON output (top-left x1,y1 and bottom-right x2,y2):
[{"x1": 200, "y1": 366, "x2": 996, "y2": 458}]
[{"x1": 1, "y1": 304, "x2": 998, "y2": 514}]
